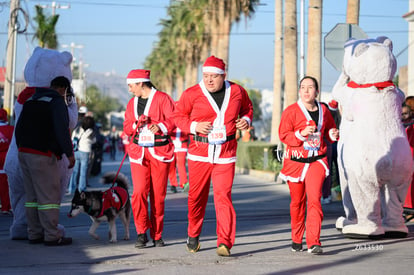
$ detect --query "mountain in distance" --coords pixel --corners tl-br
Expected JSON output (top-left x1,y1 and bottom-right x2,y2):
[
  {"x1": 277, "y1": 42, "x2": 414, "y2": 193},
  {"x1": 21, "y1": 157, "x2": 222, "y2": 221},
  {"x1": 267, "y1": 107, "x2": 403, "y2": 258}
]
[{"x1": 84, "y1": 71, "x2": 131, "y2": 107}]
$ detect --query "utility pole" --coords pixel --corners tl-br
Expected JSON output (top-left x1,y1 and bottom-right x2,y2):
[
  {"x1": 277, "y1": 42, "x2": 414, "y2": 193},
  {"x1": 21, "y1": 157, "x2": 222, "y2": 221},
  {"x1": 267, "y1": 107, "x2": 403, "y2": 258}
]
[
  {"x1": 39, "y1": 1, "x2": 70, "y2": 16},
  {"x1": 299, "y1": 0, "x2": 305, "y2": 80},
  {"x1": 3, "y1": 0, "x2": 20, "y2": 122},
  {"x1": 61, "y1": 42, "x2": 84, "y2": 71},
  {"x1": 307, "y1": 0, "x2": 322, "y2": 100},
  {"x1": 346, "y1": 0, "x2": 360, "y2": 25},
  {"x1": 270, "y1": 0, "x2": 283, "y2": 144}
]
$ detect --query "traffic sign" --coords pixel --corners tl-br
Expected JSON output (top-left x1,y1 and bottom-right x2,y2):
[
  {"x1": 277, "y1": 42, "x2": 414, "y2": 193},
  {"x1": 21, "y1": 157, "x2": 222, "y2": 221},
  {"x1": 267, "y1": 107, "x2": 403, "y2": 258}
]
[{"x1": 324, "y1": 23, "x2": 368, "y2": 71}]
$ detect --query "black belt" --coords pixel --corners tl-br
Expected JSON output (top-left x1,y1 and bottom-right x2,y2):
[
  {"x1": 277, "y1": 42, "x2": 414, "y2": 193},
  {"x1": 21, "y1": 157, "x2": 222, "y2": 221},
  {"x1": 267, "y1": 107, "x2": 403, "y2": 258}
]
[
  {"x1": 193, "y1": 134, "x2": 236, "y2": 143},
  {"x1": 132, "y1": 135, "x2": 170, "y2": 147},
  {"x1": 291, "y1": 154, "x2": 326, "y2": 163}
]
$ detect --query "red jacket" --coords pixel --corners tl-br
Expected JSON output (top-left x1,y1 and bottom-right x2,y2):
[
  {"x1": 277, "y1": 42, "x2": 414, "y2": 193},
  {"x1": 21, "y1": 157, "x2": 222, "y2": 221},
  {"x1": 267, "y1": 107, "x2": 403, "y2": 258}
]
[
  {"x1": 174, "y1": 80, "x2": 253, "y2": 164},
  {"x1": 0, "y1": 124, "x2": 14, "y2": 170},
  {"x1": 279, "y1": 100, "x2": 337, "y2": 182},
  {"x1": 123, "y1": 88, "x2": 175, "y2": 164}
]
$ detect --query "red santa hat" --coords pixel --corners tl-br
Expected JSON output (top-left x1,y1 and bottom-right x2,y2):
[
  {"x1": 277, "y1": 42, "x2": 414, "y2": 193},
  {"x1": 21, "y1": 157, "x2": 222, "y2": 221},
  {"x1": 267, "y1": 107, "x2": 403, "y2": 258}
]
[
  {"x1": 203, "y1": 56, "x2": 225, "y2": 74},
  {"x1": 0, "y1": 108, "x2": 8, "y2": 122},
  {"x1": 126, "y1": 69, "x2": 151, "y2": 84},
  {"x1": 328, "y1": 100, "x2": 338, "y2": 111}
]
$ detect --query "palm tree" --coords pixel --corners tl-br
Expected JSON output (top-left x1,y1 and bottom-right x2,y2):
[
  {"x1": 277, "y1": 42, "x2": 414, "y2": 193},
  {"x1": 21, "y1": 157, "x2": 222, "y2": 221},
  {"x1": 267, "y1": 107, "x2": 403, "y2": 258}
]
[
  {"x1": 284, "y1": 0, "x2": 298, "y2": 108},
  {"x1": 306, "y1": 0, "x2": 323, "y2": 97},
  {"x1": 207, "y1": 0, "x2": 259, "y2": 66},
  {"x1": 145, "y1": 0, "x2": 259, "y2": 98},
  {"x1": 346, "y1": 0, "x2": 360, "y2": 24},
  {"x1": 33, "y1": 5, "x2": 59, "y2": 49},
  {"x1": 270, "y1": 0, "x2": 283, "y2": 144}
]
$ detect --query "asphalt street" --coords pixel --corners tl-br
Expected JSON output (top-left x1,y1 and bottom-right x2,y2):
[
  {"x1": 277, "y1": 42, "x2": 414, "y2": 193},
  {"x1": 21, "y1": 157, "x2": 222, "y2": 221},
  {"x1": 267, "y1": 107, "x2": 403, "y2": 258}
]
[{"x1": 0, "y1": 151, "x2": 413, "y2": 275}]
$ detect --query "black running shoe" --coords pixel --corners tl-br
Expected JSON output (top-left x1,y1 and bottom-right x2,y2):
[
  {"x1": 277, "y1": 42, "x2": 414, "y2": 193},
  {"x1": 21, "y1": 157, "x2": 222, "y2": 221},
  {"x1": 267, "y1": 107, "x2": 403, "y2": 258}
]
[
  {"x1": 307, "y1": 245, "x2": 323, "y2": 254},
  {"x1": 186, "y1": 236, "x2": 200, "y2": 252},
  {"x1": 135, "y1": 233, "x2": 149, "y2": 249},
  {"x1": 170, "y1": 186, "x2": 178, "y2": 193},
  {"x1": 291, "y1": 242, "x2": 303, "y2": 252},
  {"x1": 153, "y1": 238, "x2": 165, "y2": 247},
  {"x1": 44, "y1": 237, "x2": 72, "y2": 246}
]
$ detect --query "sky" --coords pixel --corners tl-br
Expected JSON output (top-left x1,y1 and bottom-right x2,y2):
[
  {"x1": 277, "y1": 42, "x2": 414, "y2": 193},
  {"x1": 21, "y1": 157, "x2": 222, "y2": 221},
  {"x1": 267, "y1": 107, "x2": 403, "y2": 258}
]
[{"x1": 0, "y1": 0, "x2": 410, "y2": 93}]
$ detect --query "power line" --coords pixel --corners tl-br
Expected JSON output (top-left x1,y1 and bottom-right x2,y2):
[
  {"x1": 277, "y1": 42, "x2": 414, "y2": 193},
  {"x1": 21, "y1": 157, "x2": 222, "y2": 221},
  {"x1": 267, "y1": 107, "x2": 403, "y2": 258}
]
[
  {"x1": 28, "y1": 0, "x2": 166, "y2": 9},
  {"x1": 1, "y1": 30, "x2": 410, "y2": 36}
]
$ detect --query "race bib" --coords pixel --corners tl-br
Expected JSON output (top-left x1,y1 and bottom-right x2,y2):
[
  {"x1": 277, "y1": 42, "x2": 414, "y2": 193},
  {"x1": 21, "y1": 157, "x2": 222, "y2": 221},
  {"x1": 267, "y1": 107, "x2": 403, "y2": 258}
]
[
  {"x1": 138, "y1": 128, "x2": 155, "y2": 147},
  {"x1": 208, "y1": 126, "x2": 227, "y2": 145},
  {"x1": 304, "y1": 132, "x2": 321, "y2": 151}
]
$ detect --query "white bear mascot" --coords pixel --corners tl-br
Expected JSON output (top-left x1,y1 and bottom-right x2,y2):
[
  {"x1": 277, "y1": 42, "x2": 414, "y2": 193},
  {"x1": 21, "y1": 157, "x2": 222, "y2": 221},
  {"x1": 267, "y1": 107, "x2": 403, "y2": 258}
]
[
  {"x1": 332, "y1": 37, "x2": 413, "y2": 239},
  {"x1": 6, "y1": 47, "x2": 77, "y2": 239}
]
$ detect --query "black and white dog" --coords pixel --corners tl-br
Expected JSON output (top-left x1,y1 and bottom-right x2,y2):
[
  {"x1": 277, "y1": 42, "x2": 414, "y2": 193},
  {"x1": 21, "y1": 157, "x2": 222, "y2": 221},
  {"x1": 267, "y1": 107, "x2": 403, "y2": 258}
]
[{"x1": 68, "y1": 172, "x2": 131, "y2": 243}]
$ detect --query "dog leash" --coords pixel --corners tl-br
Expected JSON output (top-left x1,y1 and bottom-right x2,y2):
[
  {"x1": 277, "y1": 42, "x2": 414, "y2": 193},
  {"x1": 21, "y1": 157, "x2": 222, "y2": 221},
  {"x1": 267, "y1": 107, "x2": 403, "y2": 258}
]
[
  {"x1": 111, "y1": 115, "x2": 148, "y2": 187},
  {"x1": 111, "y1": 151, "x2": 128, "y2": 187}
]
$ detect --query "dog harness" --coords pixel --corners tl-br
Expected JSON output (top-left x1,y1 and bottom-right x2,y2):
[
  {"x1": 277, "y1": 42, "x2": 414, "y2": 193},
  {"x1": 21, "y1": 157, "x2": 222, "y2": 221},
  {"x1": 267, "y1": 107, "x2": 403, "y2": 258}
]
[{"x1": 97, "y1": 187, "x2": 129, "y2": 218}]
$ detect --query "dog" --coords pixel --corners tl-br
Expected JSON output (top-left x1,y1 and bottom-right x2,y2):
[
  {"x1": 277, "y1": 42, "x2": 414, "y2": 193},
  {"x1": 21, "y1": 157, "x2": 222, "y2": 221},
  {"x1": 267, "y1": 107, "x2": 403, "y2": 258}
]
[{"x1": 68, "y1": 172, "x2": 131, "y2": 243}]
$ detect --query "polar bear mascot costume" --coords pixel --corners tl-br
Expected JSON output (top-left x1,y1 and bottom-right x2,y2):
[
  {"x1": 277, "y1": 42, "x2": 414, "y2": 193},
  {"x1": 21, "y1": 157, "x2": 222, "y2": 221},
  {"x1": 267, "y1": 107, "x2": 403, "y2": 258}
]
[
  {"x1": 6, "y1": 47, "x2": 77, "y2": 240},
  {"x1": 332, "y1": 36, "x2": 413, "y2": 239}
]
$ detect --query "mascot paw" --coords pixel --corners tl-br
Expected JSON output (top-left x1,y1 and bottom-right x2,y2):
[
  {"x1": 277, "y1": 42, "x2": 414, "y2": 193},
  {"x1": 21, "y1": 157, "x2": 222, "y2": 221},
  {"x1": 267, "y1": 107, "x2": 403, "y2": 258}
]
[
  {"x1": 342, "y1": 224, "x2": 385, "y2": 239},
  {"x1": 10, "y1": 224, "x2": 29, "y2": 240},
  {"x1": 335, "y1": 216, "x2": 357, "y2": 231},
  {"x1": 383, "y1": 224, "x2": 408, "y2": 238}
]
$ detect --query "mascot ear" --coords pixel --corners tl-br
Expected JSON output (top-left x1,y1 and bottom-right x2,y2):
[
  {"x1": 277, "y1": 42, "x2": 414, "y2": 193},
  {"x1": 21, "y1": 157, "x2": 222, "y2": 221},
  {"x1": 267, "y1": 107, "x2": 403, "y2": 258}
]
[
  {"x1": 60, "y1": 51, "x2": 73, "y2": 67},
  {"x1": 354, "y1": 43, "x2": 369, "y2": 58},
  {"x1": 376, "y1": 36, "x2": 393, "y2": 52}
]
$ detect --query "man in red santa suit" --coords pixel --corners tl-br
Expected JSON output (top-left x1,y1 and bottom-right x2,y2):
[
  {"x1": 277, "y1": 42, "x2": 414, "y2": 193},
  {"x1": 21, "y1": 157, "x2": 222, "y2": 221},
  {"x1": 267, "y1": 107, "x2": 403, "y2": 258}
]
[
  {"x1": 174, "y1": 56, "x2": 253, "y2": 257},
  {"x1": 168, "y1": 124, "x2": 189, "y2": 193},
  {"x1": 279, "y1": 76, "x2": 339, "y2": 254},
  {"x1": 123, "y1": 69, "x2": 175, "y2": 248}
]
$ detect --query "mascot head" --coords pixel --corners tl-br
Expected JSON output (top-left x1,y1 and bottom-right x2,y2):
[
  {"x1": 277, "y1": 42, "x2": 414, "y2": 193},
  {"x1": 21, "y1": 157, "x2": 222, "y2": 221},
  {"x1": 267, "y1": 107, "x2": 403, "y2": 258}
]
[
  {"x1": 24, "y1": 47, "x2": 73, "y2": 87},
  {"x1": 343, "y1": 36, "x2": 396, "y2": 85}
]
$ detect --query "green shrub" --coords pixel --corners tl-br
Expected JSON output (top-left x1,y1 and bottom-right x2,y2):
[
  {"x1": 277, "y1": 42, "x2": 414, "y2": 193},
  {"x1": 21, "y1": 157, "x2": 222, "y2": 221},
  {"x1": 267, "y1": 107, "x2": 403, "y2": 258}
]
[{"x1": 236, "y1": 141, "x2": 282, "y2": 173}]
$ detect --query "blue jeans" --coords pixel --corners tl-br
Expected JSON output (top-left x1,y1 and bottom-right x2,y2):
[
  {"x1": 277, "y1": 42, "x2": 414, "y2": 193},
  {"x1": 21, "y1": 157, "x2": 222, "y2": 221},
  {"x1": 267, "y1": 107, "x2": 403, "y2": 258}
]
[{"x1": 68, "y1": 151, "x2": 90, "y2": 193}]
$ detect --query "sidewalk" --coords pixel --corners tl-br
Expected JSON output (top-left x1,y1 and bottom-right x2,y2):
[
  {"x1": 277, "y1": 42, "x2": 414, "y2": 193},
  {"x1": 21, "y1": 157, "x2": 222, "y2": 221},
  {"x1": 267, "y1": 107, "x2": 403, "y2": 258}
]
[{"x1": 1, "y1": 151, "x2": 413, "y2": 274}]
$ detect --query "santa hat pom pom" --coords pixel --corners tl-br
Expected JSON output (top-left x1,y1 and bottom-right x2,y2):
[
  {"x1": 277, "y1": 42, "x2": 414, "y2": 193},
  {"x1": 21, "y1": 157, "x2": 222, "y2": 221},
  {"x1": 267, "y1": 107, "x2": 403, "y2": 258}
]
[
  {"x1": 0, "y1": 108, "x2": 8, "y2": 122},
  {"x1": 328, "y1": 100, "x2": 338, "y2": 111}
]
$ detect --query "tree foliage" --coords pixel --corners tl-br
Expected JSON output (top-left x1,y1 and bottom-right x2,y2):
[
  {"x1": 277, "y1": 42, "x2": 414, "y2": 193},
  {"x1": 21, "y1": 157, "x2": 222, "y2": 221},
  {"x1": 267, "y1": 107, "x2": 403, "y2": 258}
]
[
  {"x1": 33, "y1": 5, "x2": 59, "y2": 49},
  {"x1": 145, "y1": 0, "x2": 259, "y2": 95},
  {"x1": 82, "y1": 85, "x2": 123, "y2": 130},
  {"x1": 233, "y1": 79, "x2": 262, "y2": 122}
]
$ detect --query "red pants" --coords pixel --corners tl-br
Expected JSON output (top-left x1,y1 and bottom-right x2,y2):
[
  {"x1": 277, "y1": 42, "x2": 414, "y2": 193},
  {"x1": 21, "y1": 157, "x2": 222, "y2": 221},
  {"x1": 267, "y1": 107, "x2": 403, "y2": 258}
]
[
  {"x1": 168, "y1": 151, "x2": 188, "y2": 188},
  {"x1": 287, "y1": 161, "x2": 325, "y2": 248},
  {"x1": 0, "y1": 173, "x2": 11, "y2": 211},
  {"x1": 404, "y1": 175, "x2": 414, "y2": 209},
  {"x1": 130, "y1": 152, "x2": 170, "y2": 240},
  {"x1": 187, "y1": 160, "x2": 236, "y2": 249}
]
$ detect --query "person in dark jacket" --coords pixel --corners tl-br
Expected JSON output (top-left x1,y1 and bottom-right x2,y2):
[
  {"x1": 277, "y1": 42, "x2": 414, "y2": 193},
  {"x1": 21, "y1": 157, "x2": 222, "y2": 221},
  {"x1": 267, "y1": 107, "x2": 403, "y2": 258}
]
[{"x1": 15, "y1": 76, "x2": 75, "y2": 246}]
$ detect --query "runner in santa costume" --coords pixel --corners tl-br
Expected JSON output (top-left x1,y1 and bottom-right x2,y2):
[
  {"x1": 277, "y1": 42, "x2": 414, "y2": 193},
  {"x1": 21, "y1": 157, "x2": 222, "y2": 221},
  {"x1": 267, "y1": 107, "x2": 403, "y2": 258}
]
[
  {"x1": 0, "y1": 108, "x2": 14, "y2": 215},
  {"x1": 123, "y1": 69, "x2": 175, "y2": 248},
  {"x1": 279, "y1": 76, "x2": 339, "y2": 254},
  {"x1": 174, "y1": 56, "x2": 253, "y2": 256},
  {"x1": 168, "y1": 124, "x2": 189, "y2": 193}
]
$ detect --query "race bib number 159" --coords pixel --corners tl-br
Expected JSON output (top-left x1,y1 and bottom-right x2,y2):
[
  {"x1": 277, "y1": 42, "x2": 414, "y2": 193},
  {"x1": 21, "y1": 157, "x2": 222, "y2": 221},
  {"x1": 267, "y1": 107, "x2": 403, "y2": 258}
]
[{"x1": 208, "y1": 126, "x2": 227, "y2": 145}]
